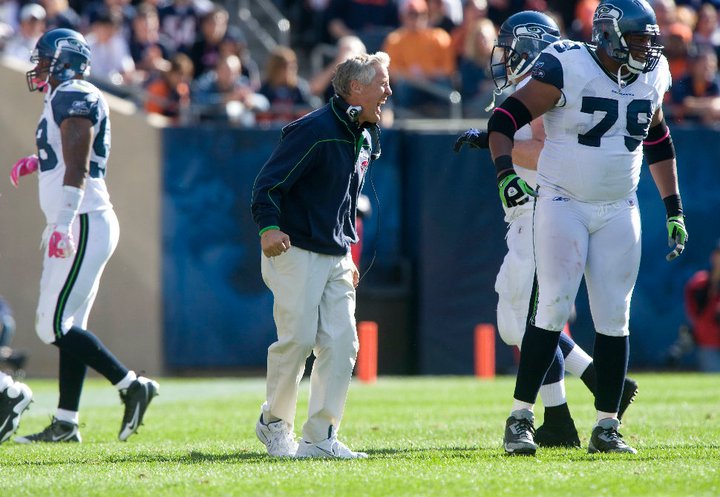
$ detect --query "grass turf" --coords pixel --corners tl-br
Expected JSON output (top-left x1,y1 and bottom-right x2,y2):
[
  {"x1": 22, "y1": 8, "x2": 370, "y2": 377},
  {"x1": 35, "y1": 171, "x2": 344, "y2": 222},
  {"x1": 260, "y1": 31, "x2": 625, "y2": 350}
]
[{"x1": 0, "y1": 373, "x2": 718, "y2": 497}]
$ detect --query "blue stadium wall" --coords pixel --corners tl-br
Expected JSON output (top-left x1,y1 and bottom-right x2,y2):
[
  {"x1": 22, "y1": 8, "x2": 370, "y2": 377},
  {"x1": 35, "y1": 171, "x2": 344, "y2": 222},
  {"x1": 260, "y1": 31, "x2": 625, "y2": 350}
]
[{"x1": 162, "y1": 125, "x2": 719, "y2": 373}]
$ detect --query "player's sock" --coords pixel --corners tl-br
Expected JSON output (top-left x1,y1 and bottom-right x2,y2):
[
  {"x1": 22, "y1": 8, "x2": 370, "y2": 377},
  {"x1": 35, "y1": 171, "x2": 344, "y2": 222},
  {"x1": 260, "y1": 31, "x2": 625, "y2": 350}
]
[
  {"x1": 539, "y1": 348, "x2": 566, "y2": 407},
  {"x1": 580, "y1": 363, "x2": 597, "y2": 394},
  {"x1": 514, "y1": 324, "x2": 562, "y2": 403},
  {"x1": 592, "y1": 333, "x2": 629, "y2": 413},
  {"x1": 558, "y1": 333, "x2": 593, "y2": 377},
  {"x1": 543, "y1": 402, "x2": 572, "y2": 424},
  {"x1": 58, "y1": 348, "x2": 87, "y2": 411},
  {"x1": 55, "y1": 408, "x2": 79, "y2": 425},
  {"x1": 114, "y1": 371, "x2": 137, "y2": 391},
  {"x1": 54, "y1": 327, "x2": 129, "y2": 385}
]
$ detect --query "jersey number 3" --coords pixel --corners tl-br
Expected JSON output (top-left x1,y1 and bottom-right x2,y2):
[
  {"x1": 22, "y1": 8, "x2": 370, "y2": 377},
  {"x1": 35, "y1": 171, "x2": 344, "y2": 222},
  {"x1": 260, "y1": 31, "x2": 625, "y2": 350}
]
[{"x1": 578, "y1": 97, "x2": 652, "y2": 151}]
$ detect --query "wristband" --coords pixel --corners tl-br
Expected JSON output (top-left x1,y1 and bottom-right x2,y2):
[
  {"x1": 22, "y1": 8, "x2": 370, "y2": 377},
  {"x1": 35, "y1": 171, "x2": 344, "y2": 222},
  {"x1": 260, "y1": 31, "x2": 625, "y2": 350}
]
[
  {"x1": 259, "y1": 225, "x2": 280, "y2": 236},
  {"x1": 55, "y1": 185, "x2": 84, "y2": 227},
  {"x1": 662, "y1": 194, "x2": 683, "y2": 218},
  {"x1": 494, "y1": 155, "x2": 514, "y2": 176}
]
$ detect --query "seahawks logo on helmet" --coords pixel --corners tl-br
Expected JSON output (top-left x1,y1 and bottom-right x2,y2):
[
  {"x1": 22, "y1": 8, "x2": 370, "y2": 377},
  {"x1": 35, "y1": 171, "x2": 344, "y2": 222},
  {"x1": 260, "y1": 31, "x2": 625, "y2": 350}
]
[
  {"x1": 513, "y1": 23, "x2": 556, "y2": 40},
  {"x1": 594, "y1": 4, "x2": 623, "y2": 22},
  {"x1": 56, "y1": 37, "x2": 87, "y2": 55}
]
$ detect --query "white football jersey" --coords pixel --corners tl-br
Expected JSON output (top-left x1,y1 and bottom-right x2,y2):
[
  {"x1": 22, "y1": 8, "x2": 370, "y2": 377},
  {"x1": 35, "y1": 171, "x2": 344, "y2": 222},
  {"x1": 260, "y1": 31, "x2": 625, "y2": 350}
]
[
  {"x1": 531, "y1": 40, "x2": 671, "y2": 202},
  {"x1": 36, "y1": 79, "x2": 112, "y2": 224}
]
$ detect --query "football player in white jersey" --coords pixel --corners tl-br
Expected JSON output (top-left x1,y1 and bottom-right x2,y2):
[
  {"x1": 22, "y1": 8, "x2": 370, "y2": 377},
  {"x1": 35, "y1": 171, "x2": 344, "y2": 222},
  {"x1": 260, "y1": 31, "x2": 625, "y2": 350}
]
[
  {"x1": 486, "y1": 0, "x2": 687, "y2": 455},
  {"x1": 10, "y1": 28, "x2": 159, "y2": 443},
  {"x1": 455, "y1": 11, "x2": 638, "y2": 449}
]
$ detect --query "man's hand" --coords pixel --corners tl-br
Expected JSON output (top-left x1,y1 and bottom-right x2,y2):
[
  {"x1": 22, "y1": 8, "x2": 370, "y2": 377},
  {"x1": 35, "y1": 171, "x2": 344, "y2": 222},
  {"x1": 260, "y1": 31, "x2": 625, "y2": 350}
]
[
  {"x1": 498, "y1": 170, "x2": 537, "y2": 208},
  {"x1": 48, "y1": 225, "x2": 76, "y2": 259},
  {"x1": 666, "y1": 215, "x2": 688, "y2": 261},
  {"x1": 453, "y1": 128, "x2": 489, "y2": 152},
  {"x1": 10, "y1": 155, "x2": 39, "y2": 187},
  {"x1": 261, "y1": 229, "x2": 291, "y2": 258}
]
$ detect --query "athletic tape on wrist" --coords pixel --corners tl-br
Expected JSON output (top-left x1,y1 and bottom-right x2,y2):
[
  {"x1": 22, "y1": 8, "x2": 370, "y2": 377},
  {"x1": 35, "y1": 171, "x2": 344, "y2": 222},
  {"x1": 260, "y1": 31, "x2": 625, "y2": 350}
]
[{"x1": 55, "y1": 185, "x2": 84, "y2": 227}]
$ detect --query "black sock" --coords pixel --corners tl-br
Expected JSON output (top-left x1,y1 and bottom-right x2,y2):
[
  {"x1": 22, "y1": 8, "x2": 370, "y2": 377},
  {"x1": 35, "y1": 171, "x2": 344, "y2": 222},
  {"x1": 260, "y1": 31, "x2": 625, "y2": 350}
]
[
  {"x1": 543, "y1": 403, "x2": 572, "y2": 424},
  {"x1": 54, "y1": 327, "x2": 129, "y2": 385},
  {"x1": 57, "y1": 349, "x2": 87, "y2": 412},
  {"x1": 593, "y1": 333, "x2": 629, "y2": 413},
  {"x1": 514, "y1": 324, "x2": 561, "y2": 403},
  {"x1": 580, "y1": 363, "x2": 597, "y2": 395}
]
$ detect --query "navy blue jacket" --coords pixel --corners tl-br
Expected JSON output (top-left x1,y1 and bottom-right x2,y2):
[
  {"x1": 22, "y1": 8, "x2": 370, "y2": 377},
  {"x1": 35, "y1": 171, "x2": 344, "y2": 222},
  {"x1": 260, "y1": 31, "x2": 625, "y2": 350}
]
[{"x1": 251, "y1": 96, "x2": 380, "y2": 256}]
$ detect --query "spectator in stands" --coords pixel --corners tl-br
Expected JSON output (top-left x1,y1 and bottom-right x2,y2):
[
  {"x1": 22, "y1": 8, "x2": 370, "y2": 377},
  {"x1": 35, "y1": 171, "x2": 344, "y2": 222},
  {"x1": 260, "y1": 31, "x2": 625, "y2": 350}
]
[
  {"x1": 257, "y1": 46, "x2": 315, "y2": 123},
  {"x1": 669, "y1": 49, "x2": 720, "y2": 124},
  {"x1": 218, "y1": 26, "x2": 260, "y2": 90},
  {"x1": 192, "y1": 53, "x2": 269, "y2": 124},
  {"x1": 684, "y1": 239, "x2": 720, "y2": 372},
  {"x1": 693, "y1": 4, "x2": 720, "y2": 56},
  {"x1": 85, "y1": 8, "x2": 137, "y2": 86},
  {"x1": 189, "y1": 5, "x2": 232, "y2": 79},
  {"x1": 325, "y1": 0, "x2": 400, "y2": 53},
  {"x1": 309, "y1": 35, "x2": 367, "y2": 103},
  {"x1": 427, "y1": 0, "x2": 461, "y2": 33},
  {"x1": 40, "y1": 0, "x2": 81, "y2": 31},
  {"x1": 129, "y1": 2, "x2": 172, "y2": 80},
  {"x1": 84, "y1": 0, "x2": 136, "y2": 40},
  {"x1": 568, "y1": 0, "x2": 599, "y2": 42},
  {"x1": 450, "y1": 0, "x2": 487, "y2": 61},
  {"x1": 382, "y1": 0, "x2": 456, "y2": 116},
  {"x1": 145, "y1": 52, "x2": 193, "y2": 122},
  {"x1": 458, "y1": 17, "x2": 496, "y2": 117},
  {"x1": 158, "y1": 0, "x2": 212, "y2": 54},
  {"x1": 0, "y1": 0, "x2": 20, "y2": 34},
  {"x1": 3, "y1": 3, "x2": 46, "y2": 62}
]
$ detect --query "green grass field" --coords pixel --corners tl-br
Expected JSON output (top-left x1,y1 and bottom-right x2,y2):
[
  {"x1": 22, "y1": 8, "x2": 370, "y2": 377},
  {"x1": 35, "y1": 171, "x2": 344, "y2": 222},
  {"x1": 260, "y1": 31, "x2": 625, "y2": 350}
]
[{"x1": 0, "y1": 373, "x2": 718, "y2": 497}]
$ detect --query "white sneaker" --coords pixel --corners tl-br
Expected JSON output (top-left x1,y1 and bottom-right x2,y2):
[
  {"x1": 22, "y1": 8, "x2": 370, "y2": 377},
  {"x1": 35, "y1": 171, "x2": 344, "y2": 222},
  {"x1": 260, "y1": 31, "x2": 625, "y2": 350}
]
[
  {"x1": 255, "y1": 414, "x2": 298, "y2": 457},
  {"x1": 296, "y1": 436, "x2": 368, "y2": 459}
]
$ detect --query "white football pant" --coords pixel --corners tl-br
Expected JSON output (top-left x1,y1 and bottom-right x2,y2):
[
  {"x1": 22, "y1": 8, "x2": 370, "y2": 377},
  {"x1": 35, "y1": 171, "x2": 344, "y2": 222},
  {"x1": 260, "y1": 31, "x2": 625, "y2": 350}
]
[
  {"x1": 35, "y1": 209, "x2": 119, "y2": 344},
  {"x1": 261, "y1": 246, "x2": 358, "y2": 443},
  {"x1": 532, "y1": 192, "x2": 641, "y2": 337}
]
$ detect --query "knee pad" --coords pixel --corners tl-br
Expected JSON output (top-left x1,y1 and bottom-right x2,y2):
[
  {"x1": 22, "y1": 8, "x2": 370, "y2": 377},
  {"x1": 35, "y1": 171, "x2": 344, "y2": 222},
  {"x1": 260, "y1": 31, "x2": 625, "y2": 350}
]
[
  {"x1": 497, "y1": 299, "x2": 525, "y2": 347},
  {"x1": 35, "y1": 315, "x2": 59, "y2": 345}
]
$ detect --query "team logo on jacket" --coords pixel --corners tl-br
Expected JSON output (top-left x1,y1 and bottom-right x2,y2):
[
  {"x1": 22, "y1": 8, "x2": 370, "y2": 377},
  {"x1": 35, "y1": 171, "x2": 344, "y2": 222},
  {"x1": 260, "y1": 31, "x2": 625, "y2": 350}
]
[{"x1": 356, "y1": 148, "x2": 370, "y2": 177}]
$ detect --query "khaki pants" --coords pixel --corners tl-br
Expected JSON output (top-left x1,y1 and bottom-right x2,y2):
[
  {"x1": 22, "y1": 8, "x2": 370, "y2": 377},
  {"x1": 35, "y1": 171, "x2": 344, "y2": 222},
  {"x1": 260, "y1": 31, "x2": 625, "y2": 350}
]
[{"x1": 261, "y1": 246, "x2": 358, "y2": 442}]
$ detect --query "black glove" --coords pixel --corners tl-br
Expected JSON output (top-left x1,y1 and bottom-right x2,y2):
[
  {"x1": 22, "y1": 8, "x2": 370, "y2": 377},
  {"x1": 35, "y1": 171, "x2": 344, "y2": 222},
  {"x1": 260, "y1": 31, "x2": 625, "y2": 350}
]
[{"x1": 453, "y1": 128, "x2": 489, "y2": 152}]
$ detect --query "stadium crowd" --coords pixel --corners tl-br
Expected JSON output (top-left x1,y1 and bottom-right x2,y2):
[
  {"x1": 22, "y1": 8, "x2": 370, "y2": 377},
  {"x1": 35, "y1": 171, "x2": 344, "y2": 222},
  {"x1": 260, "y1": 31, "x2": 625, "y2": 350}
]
[{"x1": 1, "y1": 0, "x2": 719, "y2": 123}]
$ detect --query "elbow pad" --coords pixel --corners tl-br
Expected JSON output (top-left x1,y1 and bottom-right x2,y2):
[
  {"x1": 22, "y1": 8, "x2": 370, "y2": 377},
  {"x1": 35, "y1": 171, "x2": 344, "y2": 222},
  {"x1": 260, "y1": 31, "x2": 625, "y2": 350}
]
[
  {"x1": 487, "y1": 96, "x2": 533, "y2": 142},
  {"x1": 643, "y1": 119, "x2": 675, "y2": 164}
]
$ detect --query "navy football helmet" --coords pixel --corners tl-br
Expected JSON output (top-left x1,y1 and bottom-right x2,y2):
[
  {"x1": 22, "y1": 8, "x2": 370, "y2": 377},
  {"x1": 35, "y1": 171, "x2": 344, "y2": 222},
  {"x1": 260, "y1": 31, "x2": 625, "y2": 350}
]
[
  {"x1": 26, "y1": 28, "x2": 91, "y2": 92},
  {"x1": 592, "y1": 0, "x2": 663, "y2": 74},
  {"x1": 490, "y1": 11, "x2": 561, "y2": 91}
]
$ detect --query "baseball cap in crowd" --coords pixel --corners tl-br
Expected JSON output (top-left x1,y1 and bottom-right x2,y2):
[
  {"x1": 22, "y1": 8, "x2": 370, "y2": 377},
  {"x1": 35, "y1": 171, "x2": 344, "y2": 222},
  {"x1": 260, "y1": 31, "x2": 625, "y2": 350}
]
[{"x1": 20, "y1": 3, "x2": 46, "y2": 22}]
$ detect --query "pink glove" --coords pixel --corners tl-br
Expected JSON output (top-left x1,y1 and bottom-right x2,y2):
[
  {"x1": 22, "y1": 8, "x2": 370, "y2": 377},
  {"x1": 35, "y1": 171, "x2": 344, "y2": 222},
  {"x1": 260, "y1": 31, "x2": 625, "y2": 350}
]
[
  {"x1": 48, "y1": 225, "x2": 76, "y2": 259},
  {"x1": 10, "y1": 155, "x2": 39, "y2": 187}
]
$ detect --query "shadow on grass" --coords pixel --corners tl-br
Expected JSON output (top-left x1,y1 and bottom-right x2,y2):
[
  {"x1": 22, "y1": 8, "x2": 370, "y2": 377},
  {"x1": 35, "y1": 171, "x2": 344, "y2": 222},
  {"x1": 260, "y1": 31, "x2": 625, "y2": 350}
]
[{"x1": 5, "y1": 443, "x2": 718, "y2": 467}]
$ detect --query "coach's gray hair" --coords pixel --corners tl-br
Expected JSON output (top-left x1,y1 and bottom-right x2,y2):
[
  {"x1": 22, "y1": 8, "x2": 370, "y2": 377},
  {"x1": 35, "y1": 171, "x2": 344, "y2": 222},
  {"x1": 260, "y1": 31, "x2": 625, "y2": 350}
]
[{"x1": 332, "y1": 51, "x2": 390, "y2": 99}]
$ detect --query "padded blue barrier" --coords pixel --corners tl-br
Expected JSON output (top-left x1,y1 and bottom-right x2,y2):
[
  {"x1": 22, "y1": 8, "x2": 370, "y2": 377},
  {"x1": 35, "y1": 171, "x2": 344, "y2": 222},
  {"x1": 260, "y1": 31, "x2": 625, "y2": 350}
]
[{"x1": 162, "y1": 125, "x2": 718, "y2": 372}]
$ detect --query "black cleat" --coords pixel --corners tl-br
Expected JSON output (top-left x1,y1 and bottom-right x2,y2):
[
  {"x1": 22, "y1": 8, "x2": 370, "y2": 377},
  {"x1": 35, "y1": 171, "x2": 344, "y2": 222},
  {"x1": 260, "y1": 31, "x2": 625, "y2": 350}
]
[
  {"x1": 618, "y1": 377, "x2": 638, "y2": 421},
  {"x1": 535, "y1": 417, "x2": 581, "y2": 448},
  {"x1": 0, "y1": 382, "x2": 32, "y2": 443},
  {"x1": 588, "y1": 418, "x2": 637, "y2": 454},
  {"x1": 503, "y1": 409, "x2": 537, "y2": 456},
  {"x1": 118, "y1": 377, "x2": 159, "y2": 441},
  {"x1": 15, "y1": 417, "x2": 81, "y2": 443}
]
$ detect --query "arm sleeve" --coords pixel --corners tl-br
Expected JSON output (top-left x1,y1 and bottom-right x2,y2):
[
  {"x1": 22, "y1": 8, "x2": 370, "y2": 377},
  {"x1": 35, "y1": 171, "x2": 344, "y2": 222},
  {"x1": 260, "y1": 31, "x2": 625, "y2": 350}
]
[
  {"x1": 51, "y1": 90, "x2": 100, "y2": 126},
  {"x1": 251, "y1": 124, "x2": 321, "y2": 230},
  {"x1": 530, "y1": 52, "x2": 564, "y2": 91}
]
